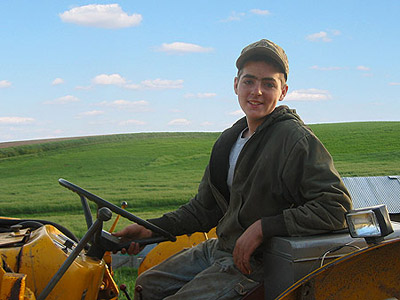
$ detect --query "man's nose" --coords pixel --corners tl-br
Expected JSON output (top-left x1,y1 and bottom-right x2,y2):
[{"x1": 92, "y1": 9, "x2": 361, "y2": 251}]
[{"x1": 251, "y1": 81, "x2": 263, "y2": 96}]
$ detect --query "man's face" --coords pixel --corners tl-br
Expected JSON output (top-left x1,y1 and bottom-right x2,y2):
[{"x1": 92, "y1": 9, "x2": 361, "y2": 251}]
[{"x1": 234, "y1": 60, "x2": 288, "y2": 129}]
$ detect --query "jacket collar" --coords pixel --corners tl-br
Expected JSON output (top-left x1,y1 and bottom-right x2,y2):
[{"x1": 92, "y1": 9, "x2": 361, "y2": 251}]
[{"x1": 208, "y1": 105, "x2": 301, "y2": 202}]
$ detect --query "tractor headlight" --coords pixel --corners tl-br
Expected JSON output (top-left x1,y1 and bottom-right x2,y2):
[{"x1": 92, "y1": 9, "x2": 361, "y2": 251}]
[{"x1": 345, "y1": 204, "x2": 393, "y2": 244}]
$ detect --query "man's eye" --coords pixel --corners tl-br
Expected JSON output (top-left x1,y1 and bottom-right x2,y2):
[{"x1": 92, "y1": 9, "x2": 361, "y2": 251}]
[
  {"x1": 264, "y1": 83, "x2": 275, "y2": 88},
  {"x1": 244, "y1": 80, "x2": 253, "y2": 85}
]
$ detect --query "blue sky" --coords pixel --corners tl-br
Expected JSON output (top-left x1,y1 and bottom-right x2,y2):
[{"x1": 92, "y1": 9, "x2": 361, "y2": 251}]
[{"x1": 1, "y1": 1, "x2": 399, "y2": 142}]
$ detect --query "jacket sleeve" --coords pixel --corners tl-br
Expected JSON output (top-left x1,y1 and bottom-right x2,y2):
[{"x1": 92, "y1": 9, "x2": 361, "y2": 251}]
[
  {"x1": 281, "y1": 133, "x2": 353, "y2": 236},
  {"x1": 149, "y1": 165, "x2": 224, "y2": 237}
]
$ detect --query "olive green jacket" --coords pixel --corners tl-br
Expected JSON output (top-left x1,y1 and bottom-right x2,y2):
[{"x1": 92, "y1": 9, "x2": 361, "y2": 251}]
[{"x1": 150, "y1": 106, "x2": 352, "y2": 253}]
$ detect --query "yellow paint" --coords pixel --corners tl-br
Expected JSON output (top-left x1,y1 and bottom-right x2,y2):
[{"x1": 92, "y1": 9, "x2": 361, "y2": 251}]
[
  {"x1": 108, "y1": 202, "x2": 127, "y2": 234},
  {"x1": 98, "y1": 266, "x2": 119, "y2": 299},
  {"x1": 0, "y1": 225, "x2": 112, "y2": 300},
  {"x1": 0, "y1": 273, "x2": 26, "y2": 300},
  {"x1": 0, "y1": 261, "x2": 36, "y2": 300},
  {"x1": 138, "y1": 228, "x2": 217, "y2": 275}
]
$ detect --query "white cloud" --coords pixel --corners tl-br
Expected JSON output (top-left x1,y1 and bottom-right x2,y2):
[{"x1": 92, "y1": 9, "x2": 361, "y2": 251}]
[
  {"x1": 78, "y1": 110, "x2": 104, "y2": 117},
  {"x1": 306, "y1": 31, "x2": 332, "y2": 42},
  {"x1": 158, "y1": 42, "x2": 213, "y2": 54},
  {"x1": 92, "y1": 74, "x2": 127, "y2": 86},
  {"x1": 92, "y1": 74, "x2": 183, "y2": 90},
  {"x1": 250, "y1": 9, "x2": 270, "y2": 15},
  {"x1": 0, "y1": 117, "x2": 35, "y2": 125},
  {"x1": 168, "y1": 118, "x2": 191, "y2": 126},
  {"x1": 52, "y1": 78, "x2": 65, "y2": 85},
  {"x1": 285, "y1": 89, "x2": 332, "y2": 101},
  {"x1": 119, "y1": 119, "x2": 146, "y2": 126},
  {"x1": 357, "y1": 65, "x2": 370, "y2": 71},
  {"x1": 0, "y1": 80, "x2": 12, "y2": 88},
  {"x1": 389, "y1": 82, "x2": 400, "y2": 86},
  {"x1": 45, "y1": 95, "x2": 80, "y2": 104},
  {"x1": 310, "y1": 65, "x2": 344, "y2": 71},
  {"x1": 201, "y1": 121, "x2": 213, "y2": 126},
  {"x1": 140, "y1": 79, "x2": 183, "y2": 90},
  {"x1": 59, "y1": 4, "x2": 142, "y2": 29},
  {"x1": 99, "y1": 100, "x2": 150, "y2": 111},
  {"x1": 184, "y1": 93, "x2": 217, "y2": 99},
  {"x1": 307, "y1": 30, "x2": 341, "y2": 42}
]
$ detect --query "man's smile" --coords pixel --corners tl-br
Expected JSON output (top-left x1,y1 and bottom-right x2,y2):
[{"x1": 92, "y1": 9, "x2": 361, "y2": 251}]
[{"x1": 248, "y1": 100, "x2": 262, "y2": 105}]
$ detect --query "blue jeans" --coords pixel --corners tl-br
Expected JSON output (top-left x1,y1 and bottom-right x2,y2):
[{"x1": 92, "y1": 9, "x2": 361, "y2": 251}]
[{"x1": 135, "y1": 238, "x2": 263, "y2": 300}]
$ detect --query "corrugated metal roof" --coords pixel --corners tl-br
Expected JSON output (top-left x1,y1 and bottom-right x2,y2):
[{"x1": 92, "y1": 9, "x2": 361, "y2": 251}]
[{"x1": 342, "y1": 176, "x2": 400, "y2": 214}]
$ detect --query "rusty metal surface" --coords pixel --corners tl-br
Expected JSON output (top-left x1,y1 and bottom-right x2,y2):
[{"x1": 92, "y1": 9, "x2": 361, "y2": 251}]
[{"x1": 277, "y1": 238, "x2": 400, "y2": 300}]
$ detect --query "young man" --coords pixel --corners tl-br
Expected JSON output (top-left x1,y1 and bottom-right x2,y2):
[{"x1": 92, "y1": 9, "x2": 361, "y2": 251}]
[{"x1": 115, "y1": 39, "x2": 352, "y2": 299}]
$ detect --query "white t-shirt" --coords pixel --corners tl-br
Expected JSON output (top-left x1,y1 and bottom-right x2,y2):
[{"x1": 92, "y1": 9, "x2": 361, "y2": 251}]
[{"x1": 227, "y1": 128, "x2": 251, "y2": 190}]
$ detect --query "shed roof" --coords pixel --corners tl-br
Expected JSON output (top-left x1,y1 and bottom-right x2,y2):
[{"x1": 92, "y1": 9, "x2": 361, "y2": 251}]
[{"x1": 342, "y1": 176, "x2": 400, "y2": 214}]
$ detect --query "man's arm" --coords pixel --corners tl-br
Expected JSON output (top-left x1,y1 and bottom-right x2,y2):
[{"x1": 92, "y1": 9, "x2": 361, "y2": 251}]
[
  {"x1": 281, "y1": 133, "x2": 352, "y2": 236},
  {"x1": 233, "y1": 133, "x2": 351, "y2": 274}
]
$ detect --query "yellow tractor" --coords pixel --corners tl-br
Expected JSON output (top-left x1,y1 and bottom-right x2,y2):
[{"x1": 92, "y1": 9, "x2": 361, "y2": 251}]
[
  {"x1": 0, "y1": 179, "x2": 176, "y2": 300},
  {"x1": 1, "y1": 179, "x2": 400, "y2": 300}
]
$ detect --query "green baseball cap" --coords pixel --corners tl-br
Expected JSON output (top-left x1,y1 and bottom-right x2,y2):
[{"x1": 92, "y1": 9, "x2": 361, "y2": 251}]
[{"x1": 236, "y1": 39, "x2": 289, "y2": 79}]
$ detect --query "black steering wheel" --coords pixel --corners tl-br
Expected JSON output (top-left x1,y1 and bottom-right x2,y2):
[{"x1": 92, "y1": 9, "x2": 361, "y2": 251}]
[
  {"x1": 38, "y1": 178, "x2": 175, "y2": 300},
  {"x1": 58, "y1": 178, "x2": 176, "y2": 256}
]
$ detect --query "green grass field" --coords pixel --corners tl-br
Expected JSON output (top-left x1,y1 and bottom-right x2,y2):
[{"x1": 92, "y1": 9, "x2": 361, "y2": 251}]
[
  {"x1": 1, "y1": 122, "x2": 400, "y2": 238},
  {"x1": 1, "y1": 122, "x2": 399, "y2": 296}
]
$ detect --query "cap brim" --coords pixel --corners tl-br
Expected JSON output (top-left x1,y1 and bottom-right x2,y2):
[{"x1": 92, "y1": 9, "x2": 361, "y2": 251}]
[{"x1": 236, "y1": 47, "x2": 286, "y2": 75}]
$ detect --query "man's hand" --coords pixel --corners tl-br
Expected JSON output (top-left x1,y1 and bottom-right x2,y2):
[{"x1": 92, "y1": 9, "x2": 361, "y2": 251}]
[
  {"x1": 233, "y1": 219, "x2": 263, "y2": 274},
  {"x1": 113, "y1": 223, "x2": 153, "y2": 255}
]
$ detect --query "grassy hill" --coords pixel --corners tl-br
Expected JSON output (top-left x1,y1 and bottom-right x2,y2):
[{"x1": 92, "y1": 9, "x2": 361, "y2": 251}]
[{"x1": 1, "y1": 122, "x2": 399, "y2": 237}]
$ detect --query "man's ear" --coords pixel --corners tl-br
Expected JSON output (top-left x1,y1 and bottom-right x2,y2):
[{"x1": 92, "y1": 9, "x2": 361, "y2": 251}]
[
  {"x1": 279, "y1": 84, "x2": 289, "y2": 101},
  {"x1": 234, "y1": 77, "x2": 239, "y2": 95}
]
